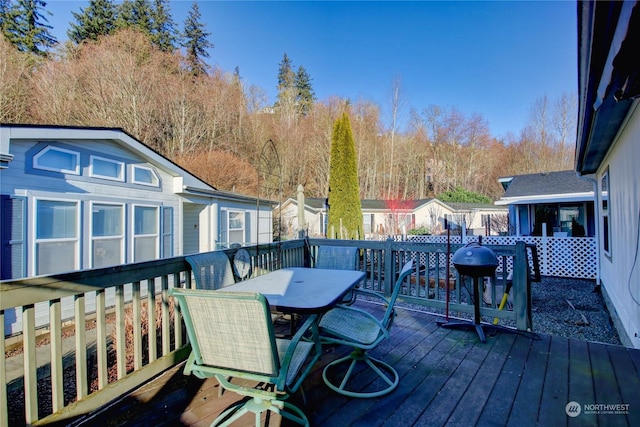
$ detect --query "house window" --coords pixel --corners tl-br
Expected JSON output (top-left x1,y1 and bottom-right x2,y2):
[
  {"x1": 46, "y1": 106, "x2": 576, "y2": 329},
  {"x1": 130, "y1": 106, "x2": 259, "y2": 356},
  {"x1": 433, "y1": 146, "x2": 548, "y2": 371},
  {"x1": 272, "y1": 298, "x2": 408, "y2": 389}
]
[
  {"x1": 33, "y1": 146, "x2": 80, "y2": 175},
  {"x1": 228, "y1": 210, "x2": 245, "y2": 245},
  {"x1": 91, "y1": 203, "x2": 124, "y2": 268},
  {"x1": 132, "y1": 165, "x2": 159, "y2": 187},
  {"x1": 133, "y1": 205, "x2": 159, "y2": 262},
  {"x1": 321, "y1": 212, "x2": 327, "y2": 236},
  {"x1": 363, "y1": 214, "x2": 373, "y2": 234},
  {"x1": 91, "y1": 155, "x2": 124, "y2": 181},
  {"x1": 601, "y1": 170, "x2": 610, "y2": 256},
  {"x1": 162, "y1": 207, "x2": 173, "y2": 258},
  {"x1": 35, "y1": 199, "x2": 79, "y2": 275}
]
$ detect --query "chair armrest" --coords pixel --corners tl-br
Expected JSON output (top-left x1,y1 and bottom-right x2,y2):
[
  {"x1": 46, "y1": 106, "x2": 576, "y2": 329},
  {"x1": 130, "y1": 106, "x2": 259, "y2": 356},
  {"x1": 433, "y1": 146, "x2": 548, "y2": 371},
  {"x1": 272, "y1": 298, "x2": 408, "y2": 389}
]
[
  {"x1": 279, "y1": 314, "x2": 321, "y2": 365},
  {"x1": 350, "y1": 288, "x2": 391, "y2": 306}
]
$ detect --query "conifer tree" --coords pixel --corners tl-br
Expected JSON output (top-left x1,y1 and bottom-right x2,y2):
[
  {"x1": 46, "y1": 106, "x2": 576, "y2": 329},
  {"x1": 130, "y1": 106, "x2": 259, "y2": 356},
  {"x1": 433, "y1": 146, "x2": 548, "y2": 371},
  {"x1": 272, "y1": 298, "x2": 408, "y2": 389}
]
[
  {"x1": 295, "y1": 65, "x2": 315, "y2": 116},
  {"x1": 68, "y1": 0, "x2": 117, "y2": 43},
  {"x1": 115, "y1": 0, "x2": 135, "y2": 29},
  {"x1": 276, "y1": 52, "x2": 296, "y2": 110},
  {"x1": 277, "y1": 53, "x2": 295, "y2": 91},
  {"x1": 115, "y1": 0, "x2": 153, "y2": 35},
  {"x1": 327, "y1": 113, "x2": 363, "y2": 239},
  {"x1": 181, "y1": 1, "x2": 212, "y2": 77},
  {"x1": 129, "y1": 0, "x2": 153, "y2": 34},
  {"x1": 3, "y1": 0, "x2": 56, "y2": 55},
  {"x1": 150, "y1": 0, "x2": 177, "y2": 52},
  {"x1": 0, "y1": 0, "x2": 10, "y2": 32}
]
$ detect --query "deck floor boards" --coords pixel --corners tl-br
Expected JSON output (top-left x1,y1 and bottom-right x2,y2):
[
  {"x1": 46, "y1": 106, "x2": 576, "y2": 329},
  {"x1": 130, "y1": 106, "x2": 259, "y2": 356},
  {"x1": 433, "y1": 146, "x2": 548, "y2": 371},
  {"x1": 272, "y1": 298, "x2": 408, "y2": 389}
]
[{"x1": 76, "y1": 300, "x2": 640, "y2": 427}]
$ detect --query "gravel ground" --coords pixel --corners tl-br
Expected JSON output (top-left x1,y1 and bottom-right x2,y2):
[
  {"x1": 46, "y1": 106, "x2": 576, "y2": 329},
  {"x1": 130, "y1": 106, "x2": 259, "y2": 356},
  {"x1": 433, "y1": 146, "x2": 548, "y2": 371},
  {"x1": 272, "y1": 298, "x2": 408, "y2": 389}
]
[
  {"x1": 392, "y1": 275, "x2": 621, "y2": 346},
  {"x1": 529, "y1": 276, "x2": 621, "y2": 345}
]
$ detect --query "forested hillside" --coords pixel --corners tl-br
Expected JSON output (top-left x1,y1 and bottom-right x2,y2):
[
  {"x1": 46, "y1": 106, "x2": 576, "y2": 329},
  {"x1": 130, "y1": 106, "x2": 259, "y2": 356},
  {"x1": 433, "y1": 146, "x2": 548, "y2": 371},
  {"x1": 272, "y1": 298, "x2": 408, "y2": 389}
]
[{"x1": 0, "y1": 0, "x2": 575, "y2": 201}]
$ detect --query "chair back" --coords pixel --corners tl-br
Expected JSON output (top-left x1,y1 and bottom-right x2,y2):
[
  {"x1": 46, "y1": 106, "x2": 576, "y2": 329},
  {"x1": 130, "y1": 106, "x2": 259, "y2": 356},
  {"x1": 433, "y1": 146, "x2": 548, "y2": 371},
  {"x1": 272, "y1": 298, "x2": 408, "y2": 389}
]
[
  {"x1": 172, "y1": 289, "x2": 280, "y2": 377},
  {"x1": 381, "y1": 260, "x2": 414, "y2": 329},
  {"x1": 315, "y1": 245, "x2": 359, "y2": 270},
  {"x1": 186, "y1": 251, "x2": 236, "y2": 290}
]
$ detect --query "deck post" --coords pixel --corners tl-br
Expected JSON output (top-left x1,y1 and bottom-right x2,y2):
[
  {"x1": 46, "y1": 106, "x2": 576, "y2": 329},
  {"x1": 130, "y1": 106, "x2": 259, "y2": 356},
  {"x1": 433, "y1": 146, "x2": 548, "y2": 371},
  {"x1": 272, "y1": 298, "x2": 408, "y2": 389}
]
[
  {"x1": 513, "y1": 241, "x2": 532, "y2": 330},
  {"x1": 384, "y1": 238, "x2": 394, "y2": 298}
]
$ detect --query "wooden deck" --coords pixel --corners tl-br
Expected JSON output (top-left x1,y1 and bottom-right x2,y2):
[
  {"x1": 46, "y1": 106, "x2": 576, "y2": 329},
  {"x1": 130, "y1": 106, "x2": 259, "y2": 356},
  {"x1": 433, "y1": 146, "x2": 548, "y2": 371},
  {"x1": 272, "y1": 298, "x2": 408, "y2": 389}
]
[{"x1": 72, "y1": 301, "x2": 640, "y2": 427}]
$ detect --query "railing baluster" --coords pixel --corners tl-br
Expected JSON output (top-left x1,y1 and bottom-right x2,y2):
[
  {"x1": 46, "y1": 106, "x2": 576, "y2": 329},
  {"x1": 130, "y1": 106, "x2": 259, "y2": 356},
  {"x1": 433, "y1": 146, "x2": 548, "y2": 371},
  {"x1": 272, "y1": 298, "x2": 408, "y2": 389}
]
[
  {"x1": 147, "y1": 278, "x2": 157, "y2": 363},
  {"x1": 132, "y1": 281, "x2": 142, "y2": 371},
  {"x1": 96, "y1": 289, "x2": 107, "y2": 389},
  {"x1": 162, "y1": 276, "x2": 170, "y2": 355},
  {"x1": 22, "y1": 304, "x2": 37, "y2": 424},
  {"x1": 75, "y1": 293, "x2": 88, "y2": 399},
  {"x1": 173, "y1": 273, "x2": 183, "y2": 348},
  {"x1": 115, "y1": 284, "x2": 126, "y2": 379},
  {"x1": 49, "y1": 299, "x2": 63, "y2": 411}
]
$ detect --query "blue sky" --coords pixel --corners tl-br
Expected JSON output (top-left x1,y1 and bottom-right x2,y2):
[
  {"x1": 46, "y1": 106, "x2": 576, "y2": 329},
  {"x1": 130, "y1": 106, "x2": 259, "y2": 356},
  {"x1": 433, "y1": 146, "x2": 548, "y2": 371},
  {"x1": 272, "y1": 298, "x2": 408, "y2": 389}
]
[{"x1": 44, "y1": 1, "x2": 578, "y2": 138}]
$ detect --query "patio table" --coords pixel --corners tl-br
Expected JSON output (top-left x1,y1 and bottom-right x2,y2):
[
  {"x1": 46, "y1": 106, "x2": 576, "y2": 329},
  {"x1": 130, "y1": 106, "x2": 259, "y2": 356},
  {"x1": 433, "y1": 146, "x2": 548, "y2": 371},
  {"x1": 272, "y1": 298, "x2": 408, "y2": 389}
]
[{"x1": 223, "y1": 267, "x2": 365, "y2": 314}]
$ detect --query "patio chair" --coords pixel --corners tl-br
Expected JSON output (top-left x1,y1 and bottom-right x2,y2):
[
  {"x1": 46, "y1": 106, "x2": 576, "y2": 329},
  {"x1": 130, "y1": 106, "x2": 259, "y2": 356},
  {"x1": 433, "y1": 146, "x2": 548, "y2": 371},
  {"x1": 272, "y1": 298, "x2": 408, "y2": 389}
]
[
  {"x1": 318, "y1": 260, "x2": 414, "y2": 398},
  {"x1": 315, "y1": 245, "x2": 360, "y2": 304},
  {"x1": 315, "y1": 245, "x2": 359, "y2": 270},
  {"x1": 169, "y1": 288, "x2": 323, "y2": 426},
  {"x1": 185, "y1": 251, "x2": 236, "y2": 290}
]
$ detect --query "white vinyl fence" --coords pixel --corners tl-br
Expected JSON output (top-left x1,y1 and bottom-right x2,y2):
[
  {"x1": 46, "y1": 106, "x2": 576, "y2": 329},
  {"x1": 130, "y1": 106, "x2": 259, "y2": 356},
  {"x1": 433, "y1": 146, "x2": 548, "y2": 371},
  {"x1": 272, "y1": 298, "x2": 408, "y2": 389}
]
[{"x1": 403, "y1": 234, "x2": 597, "y2": 279}]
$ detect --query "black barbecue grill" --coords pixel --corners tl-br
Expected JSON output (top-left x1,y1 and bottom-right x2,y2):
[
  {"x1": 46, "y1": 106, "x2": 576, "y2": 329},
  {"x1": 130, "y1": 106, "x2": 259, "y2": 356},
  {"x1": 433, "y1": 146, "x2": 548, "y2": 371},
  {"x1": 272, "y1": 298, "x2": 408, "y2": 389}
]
[
  {"x1": 437, "y1": 241, "x2": 515, "y2": 342},
  {"x1": 452, "y1": 242, "x2": 498, "y2": 277}
]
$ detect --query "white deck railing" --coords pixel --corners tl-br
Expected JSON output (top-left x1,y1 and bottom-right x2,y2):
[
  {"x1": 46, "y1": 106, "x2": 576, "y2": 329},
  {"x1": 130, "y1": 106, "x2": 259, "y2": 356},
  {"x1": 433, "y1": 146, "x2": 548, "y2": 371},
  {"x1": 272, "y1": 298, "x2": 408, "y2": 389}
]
[{"x1": 2, "y1": 239, "x2": 536, "y2": 426}]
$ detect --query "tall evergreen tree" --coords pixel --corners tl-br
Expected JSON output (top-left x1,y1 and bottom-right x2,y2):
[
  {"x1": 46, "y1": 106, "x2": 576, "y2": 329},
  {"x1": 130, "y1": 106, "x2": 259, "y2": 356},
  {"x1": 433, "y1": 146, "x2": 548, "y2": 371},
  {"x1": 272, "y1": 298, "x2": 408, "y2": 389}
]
[
  {"x1": 115, "y1": 0, "x2": 135, "y2": 29},
  {"x1": 0, "y1": 0, "x2": 9, "y2": 31},
  {"x1": 181, "y1": 2, "x2": 212, "y2": 77},
  {"x1": 150, "y1": 0, "x2": 177, "y2": 51},
  {"x1": 277, "y1": 52, "x2": 295, "y2": 91},
  {"x1": 327, "y1": 113, "x2": 363, "y2": 239},
  {"x1": 295, "y1": 65, "x2": 315, "y2": 116},
  {"x1": 4, "y1": 0, "x2": 56, "y2": 55},
  {"x1": 68, "y1": 0, "x2": 117, "y2": 43},
  {"x1": 115, "y1": 0, "x2": 153, "y2": 34},
  {"x1": 276, "y1": 52, "x2": 296, "y2": 117}
]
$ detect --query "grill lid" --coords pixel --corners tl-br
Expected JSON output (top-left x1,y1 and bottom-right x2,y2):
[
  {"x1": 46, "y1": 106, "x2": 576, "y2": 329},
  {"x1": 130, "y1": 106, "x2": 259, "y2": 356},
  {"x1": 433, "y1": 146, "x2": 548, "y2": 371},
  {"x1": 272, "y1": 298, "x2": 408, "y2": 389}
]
[{"x1": 452, "y1": 242, "x2": 498, "y2": 277}]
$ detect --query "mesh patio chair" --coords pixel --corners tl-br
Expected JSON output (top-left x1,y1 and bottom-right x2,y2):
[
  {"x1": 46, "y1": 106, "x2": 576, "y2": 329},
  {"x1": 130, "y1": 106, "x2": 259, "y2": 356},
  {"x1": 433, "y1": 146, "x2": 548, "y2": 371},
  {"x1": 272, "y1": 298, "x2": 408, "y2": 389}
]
[
  {"x1": 186, "y1": 251, "x2": 236, "y2": 290},
  {"x1": 169, "y1": 289, "x2": 323, "y2": 426},
  {"x1": 315, "y1": 245, "x2": 359, "y2": 270},
  {"x1": 315, "y1": 245, "x2": 360, "y2": 304},
  {"x1": 318, "y1": 260, "x2": 414, "y2": 398}
]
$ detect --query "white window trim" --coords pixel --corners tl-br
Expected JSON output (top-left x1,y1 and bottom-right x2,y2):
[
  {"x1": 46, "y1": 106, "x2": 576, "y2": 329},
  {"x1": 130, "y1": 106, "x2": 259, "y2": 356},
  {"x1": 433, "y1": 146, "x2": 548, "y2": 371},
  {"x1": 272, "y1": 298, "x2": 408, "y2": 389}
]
[
  {"x1": 33, "y1": 145, "x2": 80, "y2": 175},
  {"x1": 33, "y1": 197, "x2": 80, "y2": 275},
  {"x1": 132, "y1": 164, "x2": 160, "y2": 187},
  {"x1": 90, "y1": 201, "x2": 125, "y2": 267},
  {"x1": 131, "y1": 204, "x2": 160, "y2": 261},
  {"x1": 90, "y1": 155, "x2": 125, "y2": 182}
]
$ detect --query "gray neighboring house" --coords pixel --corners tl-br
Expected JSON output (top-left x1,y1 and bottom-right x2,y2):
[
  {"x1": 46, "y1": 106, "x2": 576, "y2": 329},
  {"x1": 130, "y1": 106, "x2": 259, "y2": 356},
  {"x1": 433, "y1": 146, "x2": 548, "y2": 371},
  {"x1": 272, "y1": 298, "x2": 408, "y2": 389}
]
[
  {"x1": 575, "y1": 1, "x2": 640, "y2": 348},
  {"x1": 0, "y1": 124, "x2": 273, "y2": 280},
  {"x1": 495, "y1": 170, "x2": 595, "y2": 237},
  {"x1": 1, "y1": 124, "x2": 274, "y2": 335}
]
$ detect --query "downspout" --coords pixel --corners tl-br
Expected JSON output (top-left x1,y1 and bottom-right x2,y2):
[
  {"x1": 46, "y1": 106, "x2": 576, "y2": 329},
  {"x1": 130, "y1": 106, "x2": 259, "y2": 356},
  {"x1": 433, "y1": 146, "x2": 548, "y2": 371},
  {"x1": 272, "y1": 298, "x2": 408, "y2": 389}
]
[{"x1": 576, "y1": 172, "x2": 600, "y2": 286}]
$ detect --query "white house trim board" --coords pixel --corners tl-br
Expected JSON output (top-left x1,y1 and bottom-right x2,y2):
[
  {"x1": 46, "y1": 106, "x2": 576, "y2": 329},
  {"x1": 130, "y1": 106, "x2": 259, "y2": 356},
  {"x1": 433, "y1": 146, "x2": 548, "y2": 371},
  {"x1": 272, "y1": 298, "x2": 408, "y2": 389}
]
[
  {"x1": 594, "y1": 108, "x2": 640, "y2": 348},
  {"x1": 495, "y1": 192, "x2": 595, "y2": 205}
]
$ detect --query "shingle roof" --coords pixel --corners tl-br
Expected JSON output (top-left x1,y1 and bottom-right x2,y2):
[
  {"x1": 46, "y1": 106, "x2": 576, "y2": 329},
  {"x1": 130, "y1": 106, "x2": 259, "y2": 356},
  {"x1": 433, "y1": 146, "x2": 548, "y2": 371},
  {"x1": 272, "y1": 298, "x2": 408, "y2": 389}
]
[{"x1": 501, "y1": 170, "x2": 594, "y2": 198}]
